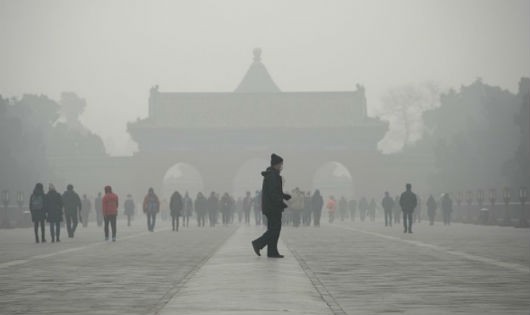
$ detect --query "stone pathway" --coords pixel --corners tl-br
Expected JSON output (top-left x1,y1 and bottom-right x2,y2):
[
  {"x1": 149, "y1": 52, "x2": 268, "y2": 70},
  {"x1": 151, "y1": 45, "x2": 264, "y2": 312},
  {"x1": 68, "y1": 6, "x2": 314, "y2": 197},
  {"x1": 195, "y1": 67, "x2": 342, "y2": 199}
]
[
  {"x1": 158, "y1": 227, "x2": 333, "y2": 315},
  {"x1": 0, "y1": 219, "x2": 529, "y2": 315}
]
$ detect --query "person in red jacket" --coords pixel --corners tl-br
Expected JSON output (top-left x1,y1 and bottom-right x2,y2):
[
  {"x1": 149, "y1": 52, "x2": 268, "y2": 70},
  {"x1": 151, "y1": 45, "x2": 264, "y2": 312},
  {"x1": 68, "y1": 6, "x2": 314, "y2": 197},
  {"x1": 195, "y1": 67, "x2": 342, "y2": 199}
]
[{"x1": 102, "y1": 185, "x2": 119, "y2": 241}]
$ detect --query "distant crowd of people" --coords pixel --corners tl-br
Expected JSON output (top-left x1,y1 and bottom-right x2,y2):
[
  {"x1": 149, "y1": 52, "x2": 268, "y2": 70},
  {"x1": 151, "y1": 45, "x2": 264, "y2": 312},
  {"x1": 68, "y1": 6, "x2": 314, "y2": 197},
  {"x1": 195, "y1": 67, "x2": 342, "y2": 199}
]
[{"x1": 27, "y1": 178, "x2": 453, "y2": 243}]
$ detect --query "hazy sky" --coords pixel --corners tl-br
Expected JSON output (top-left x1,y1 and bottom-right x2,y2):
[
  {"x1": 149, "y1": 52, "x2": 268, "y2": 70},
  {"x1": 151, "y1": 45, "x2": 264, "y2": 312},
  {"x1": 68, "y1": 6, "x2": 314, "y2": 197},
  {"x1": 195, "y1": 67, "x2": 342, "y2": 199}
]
[{"x1": 1, "y1": 0, "x2": 529, "y2": 156}]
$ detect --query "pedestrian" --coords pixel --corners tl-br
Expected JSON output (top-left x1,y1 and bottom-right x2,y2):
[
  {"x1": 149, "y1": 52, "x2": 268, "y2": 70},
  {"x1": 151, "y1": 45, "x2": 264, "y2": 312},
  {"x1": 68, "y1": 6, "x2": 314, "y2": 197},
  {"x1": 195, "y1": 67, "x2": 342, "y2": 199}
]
[
  {"x1": 348, "y1": 199, "x2": 357, "y2": 222},
  {"x1": 63, "y1": 184, "x2": 81, "y2": 238},
  {"x1": 207, "y1": 192, "x2": 219, "y2": 227},
  {"x1": 102, "y1": 185, "x2": 118, "y2": 241},
  {"x1": 399, "y1": 183, "x2": 418, "y2": 233},
  {"x1": 220, "y1": 193, "x2": 232, "y2": 225},
  {"x1": 253, "y1": 190, "x2": 262, "y2": 225},
  {"x1": 243, "y1": 191, "x2": 252, "y2": 224},
  {"x1": 252, "y1": 153, "x2": 291, "y2": 258},
  {"x1": 359, "y1": 197, "x2": 368, "y2": 222},
  {"x1": 29, "y1": 183, "x2": 46, "y2": 243},
  {"x1": 169, "y1": 191, "x2": 184, "y2": 232},
  {"x1": 426, "y1": 194, "x2": 437, "y2": 225},
  {"x1": 382, "y1": 192, "x2": 394, "y2": 227},
  {"x1": 414, "y1": 196, "x2": 422, "y2": 223},
  {"x1": 368, "y1": 198, "x2": 377, "y2": 222},
  {"x1": 45, "y1": 184, "x2": 63, "y2": 243},
  {"x1": 327, "y1": 196, "x2": 337, "y2": 223},
  {"x1": 81, "y1": 194, "x2": 91, "y2": 228},
  {"x1": 169, "y1": 190, "x2": 183, "y2": 231},
  {"x1": 290, "y1": 188, "x2": 304, "y2": 227},
  {"x1": 95, "y1": 192, "x2": 103, "y2": 227},
  {"x1": 143, "y1": 188, "x2": 160, "y2": 232},
  {"x1": 393, "y1": 195, "x2": 401, "y2": 224},
  {"x1": 195, "y1": 192, "x2": 207, "y2": 227},
  {"x1": 311, "y1": 190, "x2": 324, "y2": 226},
  {"x1": 303, "y1": 191, "x2": 312, "y2": 226},
  {"x1": 339, "y1": 196, "x2": 348, "y2": 221},
  {"x1": 124, "y1": 194, "x2": 135, "y2": 226},
  {"x1": 236, "y1": 197, "x2": 243, "y2": 223},
  {"x1": 441, "y1": 193, "x2": 453, "y2": 225},
  {"x1": 183, "y1": 192, "x2": 193, "y2": 227}
]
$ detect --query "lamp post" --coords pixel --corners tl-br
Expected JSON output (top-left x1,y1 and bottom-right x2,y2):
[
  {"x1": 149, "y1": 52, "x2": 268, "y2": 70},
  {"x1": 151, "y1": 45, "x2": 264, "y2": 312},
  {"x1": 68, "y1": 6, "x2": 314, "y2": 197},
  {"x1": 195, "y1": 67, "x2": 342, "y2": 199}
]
[
  {"x1": 502, "y1": 187, "x2": 512, "y2": 226},
  {"x1": 477, "y1": 189, "x2": 486, "y2": 224},
  {"x1": 1, "y1": 190, "x2": 9, "y2": 228},
  {"x1": 465, "y1": 190, "x2": 473, "y2": 223},
  {"x1": 488, "y1": 188, "x2": 497, "y2": 225},
  {"x1": 16, "y1": 191, "x2": 24, "y2": 227},
  {"x1": 517, "y1": 186, "x2": 528, "y2": 228},
  {"x1": 16, "y1": 191, "x2": 24, "y2": 208},
  {"x1": 456, "y1": 191, "x2": 463, "y2": 222}
]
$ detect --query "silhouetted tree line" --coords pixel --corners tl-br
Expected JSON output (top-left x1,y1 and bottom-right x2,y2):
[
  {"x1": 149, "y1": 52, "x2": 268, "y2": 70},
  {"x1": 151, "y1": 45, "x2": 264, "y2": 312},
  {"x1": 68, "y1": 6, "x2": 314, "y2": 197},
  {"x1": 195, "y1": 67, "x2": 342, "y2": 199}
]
[
  {"x1": 401, "y1": 77, "x2": 529, "y2": 192},
  {"x1": 0, "y1": 93, "x2": 106, "y2": 193}
]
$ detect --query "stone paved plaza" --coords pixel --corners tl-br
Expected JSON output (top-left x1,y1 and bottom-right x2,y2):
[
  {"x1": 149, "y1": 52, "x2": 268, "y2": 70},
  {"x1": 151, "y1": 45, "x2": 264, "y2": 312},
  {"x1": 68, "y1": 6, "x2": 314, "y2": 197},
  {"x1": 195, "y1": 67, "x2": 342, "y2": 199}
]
[{"x1": 0, "y1": 218, "x2": 528, "y2": 315}]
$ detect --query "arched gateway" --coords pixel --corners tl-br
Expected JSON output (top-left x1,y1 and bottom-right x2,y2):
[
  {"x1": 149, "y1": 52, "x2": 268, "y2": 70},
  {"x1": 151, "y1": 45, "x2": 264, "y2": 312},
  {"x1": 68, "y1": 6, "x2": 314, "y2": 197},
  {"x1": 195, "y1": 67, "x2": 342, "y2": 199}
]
[
  {"x1": 49, "y1": 49, "x2": 431, "y2": 200},
  {"x1": 126, "y1": 48, "x2": 388, "y2": 198}
]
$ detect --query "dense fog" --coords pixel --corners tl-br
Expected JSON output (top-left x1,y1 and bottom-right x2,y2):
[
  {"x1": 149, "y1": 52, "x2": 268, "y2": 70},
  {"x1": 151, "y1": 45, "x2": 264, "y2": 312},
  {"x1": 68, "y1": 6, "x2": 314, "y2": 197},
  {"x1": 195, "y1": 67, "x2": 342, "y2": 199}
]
[{"x1": 0, "y1": 0, "x2": 528, "y2": 218}]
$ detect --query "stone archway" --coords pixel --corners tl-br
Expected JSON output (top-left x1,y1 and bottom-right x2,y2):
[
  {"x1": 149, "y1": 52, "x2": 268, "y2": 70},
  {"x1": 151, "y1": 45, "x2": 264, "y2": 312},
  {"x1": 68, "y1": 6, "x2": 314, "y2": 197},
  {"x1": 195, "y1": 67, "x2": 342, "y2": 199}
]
[
  {"x1": 162, "y1": 163, "x2": 204, "y2": 200},
  {"x1": 232, "y1": 157, "x2": 268, "y2": 198},
  {"x1": 311, "y1": 161, "x2": 355, "y2": 200}
]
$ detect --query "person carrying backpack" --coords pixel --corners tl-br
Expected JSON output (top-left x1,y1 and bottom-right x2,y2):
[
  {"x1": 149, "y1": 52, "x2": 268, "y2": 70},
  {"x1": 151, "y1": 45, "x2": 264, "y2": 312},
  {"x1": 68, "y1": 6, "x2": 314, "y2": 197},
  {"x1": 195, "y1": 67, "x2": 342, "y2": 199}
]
[
  {"x1": 62, "y1": 184, "x2": 81, "y2": 238},
  {"x1": 29, "y1": 183, "x2": 46, "y2": 243},
  {"x1": 143, "y1": 187, "x2": 160, "y2": 232},
  {"x1": 169, "y1": 191, "x2": 183, "y2": 231}
]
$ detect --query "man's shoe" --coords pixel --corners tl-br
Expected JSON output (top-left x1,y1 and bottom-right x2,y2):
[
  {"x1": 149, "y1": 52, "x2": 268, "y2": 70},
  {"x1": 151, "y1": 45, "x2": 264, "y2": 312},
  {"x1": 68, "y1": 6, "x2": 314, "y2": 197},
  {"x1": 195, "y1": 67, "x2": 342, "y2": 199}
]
[
  {"x1": 408, "y1": 230, "x2": 413, "y2": 234},
  {"x1": 267, "y1": 254, "x2": 284, "y2": 258},
  {"x1": 251, "y1": 241, "x2": 261, "y2": 256}
]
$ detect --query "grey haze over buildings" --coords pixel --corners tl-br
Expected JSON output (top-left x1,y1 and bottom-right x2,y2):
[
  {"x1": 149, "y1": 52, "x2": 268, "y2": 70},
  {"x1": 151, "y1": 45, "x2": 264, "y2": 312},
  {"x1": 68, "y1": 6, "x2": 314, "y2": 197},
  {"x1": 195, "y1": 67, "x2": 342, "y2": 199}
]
[{"x1": 1, "y1": 0, "x2": 529, "y2": 155}]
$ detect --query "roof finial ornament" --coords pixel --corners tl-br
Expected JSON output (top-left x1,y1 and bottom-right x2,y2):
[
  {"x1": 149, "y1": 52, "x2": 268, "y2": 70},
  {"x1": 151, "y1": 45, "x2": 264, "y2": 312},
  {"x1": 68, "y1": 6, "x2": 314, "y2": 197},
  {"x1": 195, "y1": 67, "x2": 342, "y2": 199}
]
[{"x1": 253, "y1": 48, "x2": 262, "y2": 62}]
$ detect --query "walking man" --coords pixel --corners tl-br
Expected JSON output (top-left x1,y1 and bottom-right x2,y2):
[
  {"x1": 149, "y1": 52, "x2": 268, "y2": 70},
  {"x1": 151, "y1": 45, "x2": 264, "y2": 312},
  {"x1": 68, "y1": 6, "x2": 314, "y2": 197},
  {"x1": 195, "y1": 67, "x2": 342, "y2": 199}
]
[
  {"x1": 170, "y1": 190, "x2": 183, "y2": 231},
  {"x1": 183, "y1": 192, "x2": 193, "y2": 227},
  {"x1": 253, "y1": 191, "x2": 262, "y2": 225},
  {"x1": 95, "y1": 192, "x2": 103, "y2": 227},
  {"x1": 427, "y1": 194, "x2": 437, "y2": 225},
  {"x1": 312, "y1": 190, "x2": 324, "y2": 226},
  {"x1": 399, "y1": 183, "x2": 418, "y2": 233},
  {"x1": 195, "y1": 192, "x2": 207, "y2": 227},
  {"x1": 441, "y1": 193, "x2": 453, "y2": 225},
  {"x1": 81, "y1": 194, "x2": 91, "y2": 228},
  {"x1": 124, "y1": 194, "x2": 135, "y2": 226},
  {"x1": 243, "y1": 191, "x2": 252, "y2": 224},
  {"x1": 252, "y1": 154, "x2": 291, "y2": 258},
  {"x1": 63, "y1": 184, "x2": 81, "y2": 238},
  {"x1": 382, "y1": 191, "x2": 394, "y2": 227},
  {"x1": 45, "y1": 184, "x2": 63, "y2": 243},
  {"x1": 143, "y1": 188, "x2": 160, "y2": 232}
]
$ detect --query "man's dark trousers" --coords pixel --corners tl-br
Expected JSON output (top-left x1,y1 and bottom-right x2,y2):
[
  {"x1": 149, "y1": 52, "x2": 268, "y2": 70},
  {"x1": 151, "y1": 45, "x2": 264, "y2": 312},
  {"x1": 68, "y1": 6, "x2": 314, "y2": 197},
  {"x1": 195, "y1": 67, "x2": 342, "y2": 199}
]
[
  {"x1": 253, "y1": 213, "x2": 282, "y2": 256},
  {"x1": 403, "y1": 211, "x2": 413, "y2": 232},
  {"x1": 65, "y1": 209, "x2": 78, "y2": 237},
  {"x1": 384, "y1": 209, "x2": 392, "y2": 226}
]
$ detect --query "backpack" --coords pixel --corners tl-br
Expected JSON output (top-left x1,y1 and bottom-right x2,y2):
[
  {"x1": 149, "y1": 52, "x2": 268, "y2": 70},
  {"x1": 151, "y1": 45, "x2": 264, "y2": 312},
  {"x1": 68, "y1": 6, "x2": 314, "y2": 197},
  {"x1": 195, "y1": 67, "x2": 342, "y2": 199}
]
[
  {"x1": 30, "y1": 195, "x2": 44, "y2": 211},
  {"x1": 147, "y1": 198, "x2": 158, "y2": 212}
]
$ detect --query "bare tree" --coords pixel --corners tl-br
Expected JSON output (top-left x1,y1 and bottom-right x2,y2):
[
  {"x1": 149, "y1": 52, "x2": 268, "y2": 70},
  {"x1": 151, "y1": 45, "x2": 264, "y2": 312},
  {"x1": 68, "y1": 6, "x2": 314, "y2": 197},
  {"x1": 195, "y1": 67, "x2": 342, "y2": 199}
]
[{"x1": 378, "y1": 82, "x2": 442, "y2": 151}]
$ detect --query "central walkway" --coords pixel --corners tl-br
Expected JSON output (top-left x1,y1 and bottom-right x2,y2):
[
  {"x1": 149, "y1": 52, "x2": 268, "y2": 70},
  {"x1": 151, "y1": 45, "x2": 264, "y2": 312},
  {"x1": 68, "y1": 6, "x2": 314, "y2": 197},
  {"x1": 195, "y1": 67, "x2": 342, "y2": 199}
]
[{"x1": 158, "y1": 227, "x2": 333, "y2": 315}]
